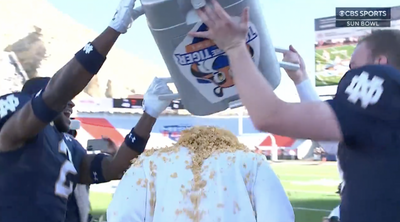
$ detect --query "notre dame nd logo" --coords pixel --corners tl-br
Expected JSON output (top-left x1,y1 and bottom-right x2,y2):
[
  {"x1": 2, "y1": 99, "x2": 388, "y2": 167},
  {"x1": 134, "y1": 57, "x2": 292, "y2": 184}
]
[
  {"x1": 0, "y1": 94, "x2": 19, "y2": 118},
  {"x1": 344, "y1": 71, "x2": 384, "y2": 108}
]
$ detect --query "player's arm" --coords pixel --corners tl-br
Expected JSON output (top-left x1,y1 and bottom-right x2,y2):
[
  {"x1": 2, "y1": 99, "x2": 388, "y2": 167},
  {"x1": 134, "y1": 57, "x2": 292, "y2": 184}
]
[
  {"x1": 228, "y1": 44, "x2": 343, "y2": 141},
  {"x1": 295, "y1": 78, "x2": 339, "y2": 154},
  {"x1": 0, "y1": 1, "x2": 139, "y2": 152},
  {"x1": 253, "y1": 155, "x2": 294, "y2": 222},
  {"x1": 281, "y1": 45, "x2": 340, "y2": 153},
  {"x1": 190, "y1": 3, "x2": 351, "y2": 142},
  {"x1": 107, "y1": 164, "x2": 147, "y2": 222},
  {"x1": 78, "y1": 112, "x2": 155, "y2": 184},
  {"x1": 78, "y1": 77, "x2": 173, "y2": 184}
]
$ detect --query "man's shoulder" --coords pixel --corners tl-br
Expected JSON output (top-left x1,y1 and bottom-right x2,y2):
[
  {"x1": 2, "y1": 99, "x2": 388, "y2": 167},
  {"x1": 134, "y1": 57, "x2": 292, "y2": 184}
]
[
  {"x1": 333, "y1": 65, "x2": 400, "y2": 121},
  {"x1": 133, "y1": 146, "x2": 188, "y2": 165},
  {"x1": 61, "y1": 133, "x2": 86, "y2": 164},
  {"x1": 62, "y1": 133, "x2": 80, "y2": 147},
  {"x1": 213, "y1": 150, "x2": 265, "y2": 161},
  {"x1": 341, "y1": 65, "x2": 400, "y2": 80},
  {"x1": 202, "y1": 150, "x2": 266, "y2": 172},
  {"x1": 0, "y1": 92, "x2": 32, "y2": 130}
]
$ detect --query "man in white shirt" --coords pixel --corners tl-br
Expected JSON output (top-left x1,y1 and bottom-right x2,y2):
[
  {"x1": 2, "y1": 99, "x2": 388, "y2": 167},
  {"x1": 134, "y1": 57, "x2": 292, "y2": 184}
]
[
  {"x1": 282, "y1": 45, "x2": 342, "y2": 220},
  {"x1": 107, "y1": 126, "x2": 294, "y2": 222}
]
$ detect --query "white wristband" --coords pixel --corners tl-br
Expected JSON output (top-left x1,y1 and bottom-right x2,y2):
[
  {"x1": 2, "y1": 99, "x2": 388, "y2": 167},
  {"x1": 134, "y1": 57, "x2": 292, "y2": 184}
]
[{"x1": 295, "y1": 79, "x2": 320, "y2": 102}]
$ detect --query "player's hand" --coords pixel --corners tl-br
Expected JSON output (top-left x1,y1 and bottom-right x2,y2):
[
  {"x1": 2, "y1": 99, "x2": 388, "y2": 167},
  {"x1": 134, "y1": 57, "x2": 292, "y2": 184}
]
[
  {"x1": 188, "y1": 0, "x2": 249, "y2": 54},
  {"x1": 282, "y1": 45, "x2": 307, "y2": 85},
  {"x1": 109, "y1": 0, "x2": 144, "y2": 34},
  {"x1": 101, "y1": 136, "x2": 119, "y2": 156},
  {"x1": 143, "y1": 77, "x2": 174, "y2": 118}
]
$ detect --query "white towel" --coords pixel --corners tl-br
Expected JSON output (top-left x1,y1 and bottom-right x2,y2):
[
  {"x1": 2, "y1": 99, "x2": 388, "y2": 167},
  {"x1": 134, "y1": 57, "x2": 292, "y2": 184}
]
[
  {"x1": 74, "y1": 184, "x2": 91, "y2": 222},
  {"x1": 329, "y1": 205, "x2": 340, "y2": 218}
]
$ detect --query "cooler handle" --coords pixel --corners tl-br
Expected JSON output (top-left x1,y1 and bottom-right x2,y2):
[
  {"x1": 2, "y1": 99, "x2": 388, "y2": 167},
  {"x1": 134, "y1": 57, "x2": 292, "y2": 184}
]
[{"x1": 191, "y1": 0, "x2": 207, "y2": 9}]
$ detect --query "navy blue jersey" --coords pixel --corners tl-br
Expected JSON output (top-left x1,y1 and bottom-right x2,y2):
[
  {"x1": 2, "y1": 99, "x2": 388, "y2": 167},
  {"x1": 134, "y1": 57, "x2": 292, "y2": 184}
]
[
  {"x1": 328, "y1": 65, "x2": 400, "y2": 222},
  {"x1": 0, "y1": 92, "x2": 85, "y2": 222},
  {"x1": 65, "y1": 137, "x2": 87, "y2": 222}
]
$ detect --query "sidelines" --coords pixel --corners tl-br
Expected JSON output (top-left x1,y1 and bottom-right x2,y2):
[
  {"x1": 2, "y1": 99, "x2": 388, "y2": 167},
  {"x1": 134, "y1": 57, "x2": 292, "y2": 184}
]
[
  {"x1": 281, "y1": 178, "x2": 340, "y2": 187},
  {"x1": 285, "y1": 189, "x2": 336, "y2": 195},
  {"x1": 293, "y1": 207, "x2": 331, "y2": 213},
  {"x1": 278, "y1": 173, "x2": 339, "y2": 178},
  {"x1": 270, "y1": 161, "x2": 337, "y2": 166}
]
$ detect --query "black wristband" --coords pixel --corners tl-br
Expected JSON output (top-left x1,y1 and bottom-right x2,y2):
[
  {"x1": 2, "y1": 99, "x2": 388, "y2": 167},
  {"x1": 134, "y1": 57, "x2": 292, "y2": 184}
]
[
  {"x1": 31, "y1": 89, "x2": 60, "y2": 123},
  {"x1": 74, "y1": 42, "x2": 106, "y2": 75},
  {"x1": 124, "y1": 128, "x2": 148, "y2": 154},
  {"x1": 90, "y1": 153, "x2": 107, "y2": 184}
]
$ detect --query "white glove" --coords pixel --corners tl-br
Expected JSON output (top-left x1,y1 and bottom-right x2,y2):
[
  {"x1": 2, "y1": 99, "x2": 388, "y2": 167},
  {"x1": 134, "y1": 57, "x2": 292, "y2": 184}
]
[
  {"x1": 109, "y1": 0, "x2": 144, "y2": 34},
  {"x1": 143, "y1": 77, "x2": 174, "y2": 118}
]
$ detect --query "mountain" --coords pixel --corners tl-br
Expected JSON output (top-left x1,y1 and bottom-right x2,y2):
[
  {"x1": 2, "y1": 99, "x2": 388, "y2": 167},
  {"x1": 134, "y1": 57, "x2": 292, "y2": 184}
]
[{"x1": 0, "y1": 0, "x2": 170, "y2": 98}]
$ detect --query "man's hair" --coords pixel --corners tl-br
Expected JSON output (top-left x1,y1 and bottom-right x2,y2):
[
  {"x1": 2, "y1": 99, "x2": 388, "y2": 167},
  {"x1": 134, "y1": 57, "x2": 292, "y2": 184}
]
[
  {"x1": 21, "y1": 77, "x2": 51, "y2": 95},
  {"x1": 360, "y1": 29, "x2": 400, "y2": 69}
]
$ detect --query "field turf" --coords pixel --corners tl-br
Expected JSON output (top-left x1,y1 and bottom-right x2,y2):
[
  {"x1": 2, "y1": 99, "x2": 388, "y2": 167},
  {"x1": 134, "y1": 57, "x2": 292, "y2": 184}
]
[
  {"x1": 89, "y1": 162, "x2": 340, "y2": 222},
  {"x1": 315, "y1": 44, "x2": 356, "y2": 87}
]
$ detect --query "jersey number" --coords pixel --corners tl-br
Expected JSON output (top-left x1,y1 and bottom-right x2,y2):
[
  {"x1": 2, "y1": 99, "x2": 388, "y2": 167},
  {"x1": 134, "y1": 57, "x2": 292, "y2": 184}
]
[
  {"x1": 345, "y1": 71, "x2": 384, "y2": 108},
  {"x1": 0, "y1": 94, "x2": 19, "y2": 118},
  {"x1": 55, "y1": 140, "x2": 78, "y2": 198}
]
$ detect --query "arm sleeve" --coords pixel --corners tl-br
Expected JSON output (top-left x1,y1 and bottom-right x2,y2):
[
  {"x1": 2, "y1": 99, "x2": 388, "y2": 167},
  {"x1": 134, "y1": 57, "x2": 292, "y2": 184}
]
[
  {"x1": 107, "y1": 166, "x2": 147, "y2": 222},
  {"x1": 325, "y1": 65, "x2": 397, "y2": 146},
  {"x1": 253, "y1": 156, "x2": 294, "y2": 222},
  {"x1": 295, "y1": 80, "x2": 340, "y2": 154},
  {"x1": 295, "y1": 79, "x2": 320, "y2": 102}
]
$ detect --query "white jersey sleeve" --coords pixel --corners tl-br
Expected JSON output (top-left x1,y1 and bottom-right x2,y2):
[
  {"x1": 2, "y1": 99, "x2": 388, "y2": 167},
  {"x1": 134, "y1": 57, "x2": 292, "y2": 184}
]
[
  {"x1": 107, "y1": 163, "x2": 147, "y2": 222},
  {"x1": 253, "y1": 156, "x2": 294, "y2": 222}
]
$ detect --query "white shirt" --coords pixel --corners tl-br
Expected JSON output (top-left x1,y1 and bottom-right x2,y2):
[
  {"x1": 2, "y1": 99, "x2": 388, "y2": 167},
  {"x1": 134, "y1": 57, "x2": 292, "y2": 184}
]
[
  {"x1": 329, "y1": 205, "x2": 340, "y2": 218},
  {"x1": 107, "y1": 147, "x2": 294, "y2": 222}
]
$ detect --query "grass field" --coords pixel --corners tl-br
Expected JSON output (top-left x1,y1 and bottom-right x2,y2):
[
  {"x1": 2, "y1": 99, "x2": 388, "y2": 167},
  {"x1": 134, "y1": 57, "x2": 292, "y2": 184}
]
[
  {"x1": 89, "y1": 162, "x2": 340, "y2": 222},
  {"x1": 315, "y1": 44, "x2": 356, "y2": 87}
]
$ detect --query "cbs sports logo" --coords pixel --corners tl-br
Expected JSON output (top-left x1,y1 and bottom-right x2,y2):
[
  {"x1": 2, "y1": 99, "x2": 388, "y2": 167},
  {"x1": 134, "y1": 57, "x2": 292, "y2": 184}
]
[
  {"x1": 338, "y1": 10, "x2": 387, "y2": 17},
  {"x1": 336, "y1": 8, "x2": 390, "y2": 27}
]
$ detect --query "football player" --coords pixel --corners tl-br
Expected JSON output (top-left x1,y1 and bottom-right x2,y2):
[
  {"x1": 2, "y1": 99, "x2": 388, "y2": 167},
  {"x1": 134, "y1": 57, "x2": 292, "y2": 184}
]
[
  {"x1": 19, "y1": 76, "x2": 173, "y2": 222},
  {"x1": 190, "y1": 1, "x2": 400, "y2": 222},
  {"x1": 107, "y1": 126, "x2": 294, "y2": 222},
  {"x1": 0, "y1": 0, "x2": 160, "y2": 221}
]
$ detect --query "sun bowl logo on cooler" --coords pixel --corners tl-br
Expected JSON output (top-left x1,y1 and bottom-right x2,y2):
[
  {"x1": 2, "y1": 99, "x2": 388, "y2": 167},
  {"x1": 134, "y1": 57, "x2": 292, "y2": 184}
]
[
  {"x1": 160, "y1": 125, "x2": 192, "y2": 141},
  {"x1": 173, "y1": 17, "x2": 260, "y2": 104}
]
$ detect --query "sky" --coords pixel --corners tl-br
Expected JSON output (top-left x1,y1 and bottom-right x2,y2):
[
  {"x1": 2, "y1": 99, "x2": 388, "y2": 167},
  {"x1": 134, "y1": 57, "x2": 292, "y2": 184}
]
[{"x1": 47, "y1": 0, "x2": 400, "y2": 99}]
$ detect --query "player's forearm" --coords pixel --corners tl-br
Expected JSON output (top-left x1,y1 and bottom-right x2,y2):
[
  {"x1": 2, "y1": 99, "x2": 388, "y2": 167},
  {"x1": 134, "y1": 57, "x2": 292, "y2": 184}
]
[
  {"x1": 227, "y1": 45, "x2": 283, "y2": 131},
  {"x1": 43, "y1": 27, "x2": 120, "y2": 111},
  {"x1": 295, "y1": 80, "x2": 340, "y2": 151},
  {"x1": 101, "y1": 143, "x2": 140, "y2": 181},
  {"x1": 132, "y1": 112, "x2": 157, "y2": 139},
  {"x1": 103, "y1": 112, "x2": 156, "y2": 181},
  {"x1": 79, "y1": 145, "x2": 134, "y2": 184}
]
